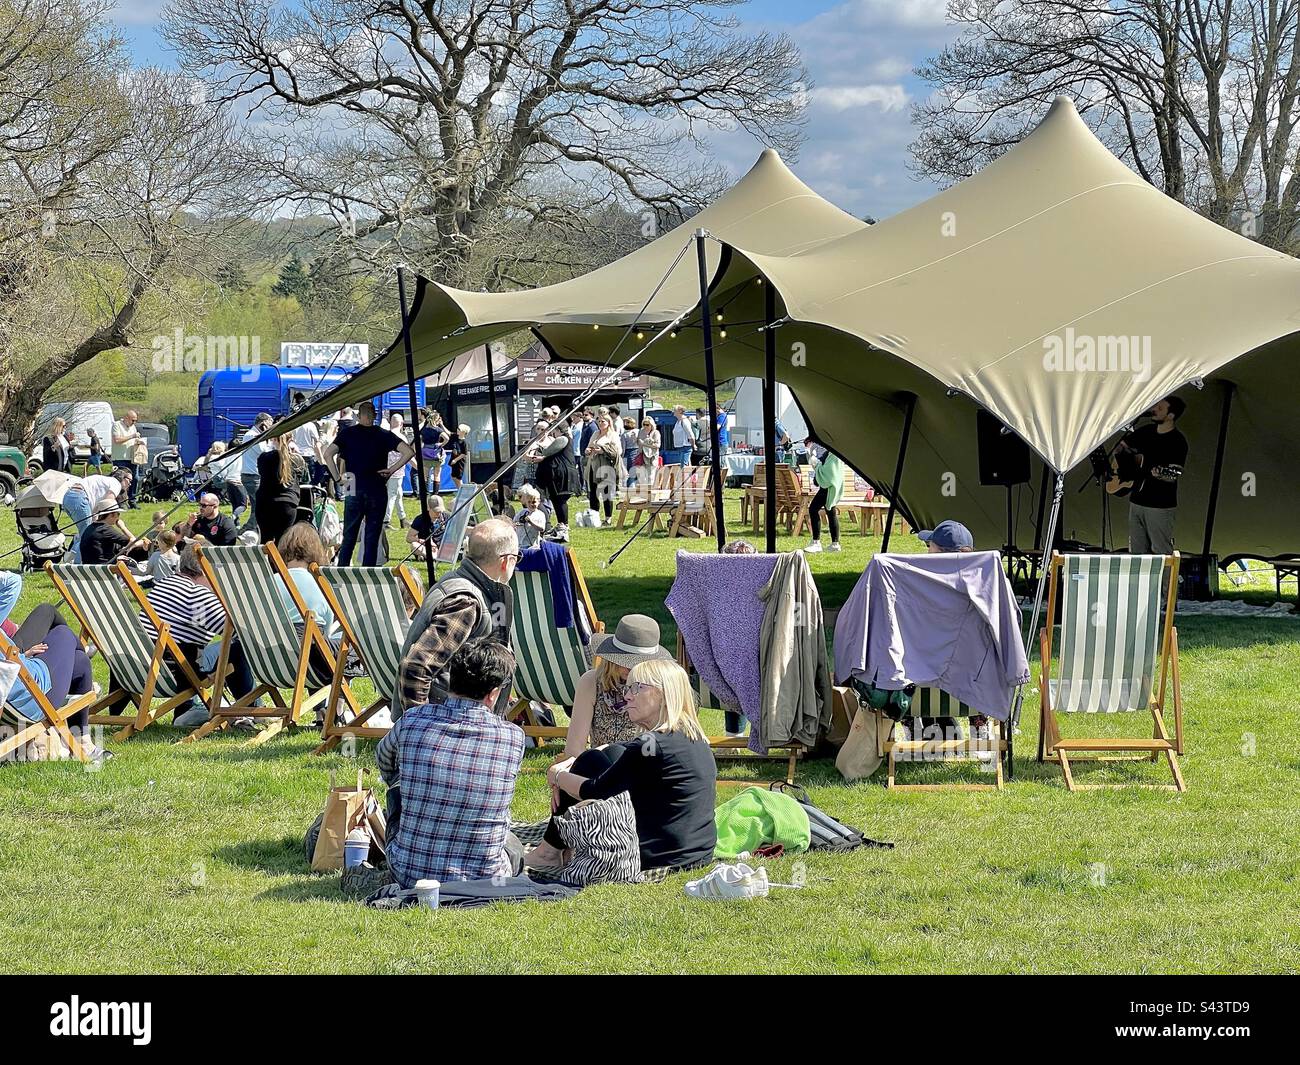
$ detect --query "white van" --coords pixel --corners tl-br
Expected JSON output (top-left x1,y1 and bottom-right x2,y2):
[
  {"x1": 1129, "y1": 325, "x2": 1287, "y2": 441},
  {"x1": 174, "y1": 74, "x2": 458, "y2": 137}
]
[{"x1": 30, "y1": 401, "x2": 115, "y2": 471}]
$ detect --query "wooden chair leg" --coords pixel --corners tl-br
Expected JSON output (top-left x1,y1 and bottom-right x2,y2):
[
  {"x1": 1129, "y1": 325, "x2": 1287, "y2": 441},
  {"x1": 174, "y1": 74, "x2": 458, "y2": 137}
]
[{"x1": 1057, "y1": 749, "x2": 1076, "y2": 791}]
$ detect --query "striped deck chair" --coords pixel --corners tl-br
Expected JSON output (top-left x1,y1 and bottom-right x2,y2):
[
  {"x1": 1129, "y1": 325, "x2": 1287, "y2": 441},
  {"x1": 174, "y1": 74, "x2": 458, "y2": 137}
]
[
  {"x1": 46, "y1": 562, "x2": 216, "y2": 740},
  {"x1": 507, "y1": 547, "x2": 603, "y2": 743},
  {"x1": 0, "y1": 630, "x2": 94, "y2": 763},
  {"x1": 877, "y1": 687, "x2": 1006, "y2": 791},
  {"x1": 1038, "y1": 551, "x2": 1185, "y2": 792},
  {"x1": 675, "y1": 633, "x2": 803, "y2": 785},
  {"x1": 310, "y1": 564, "x2": 423, "y2": 755},
  {"x1": 185, "y1": 543, "x2": 361, "y2": 747}
]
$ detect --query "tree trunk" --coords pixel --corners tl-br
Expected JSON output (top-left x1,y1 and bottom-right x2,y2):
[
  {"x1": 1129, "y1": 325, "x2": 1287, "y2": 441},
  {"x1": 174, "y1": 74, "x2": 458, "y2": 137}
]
[{"x1": 0, "y1": 366, "x2": 46, "y2": 450}]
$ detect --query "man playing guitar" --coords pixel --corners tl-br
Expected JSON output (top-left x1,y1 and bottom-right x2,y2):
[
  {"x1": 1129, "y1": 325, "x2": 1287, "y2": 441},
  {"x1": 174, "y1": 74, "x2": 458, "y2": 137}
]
[{"x1": 1109, "y1": 396, "x2": 1188, "y2": 554}]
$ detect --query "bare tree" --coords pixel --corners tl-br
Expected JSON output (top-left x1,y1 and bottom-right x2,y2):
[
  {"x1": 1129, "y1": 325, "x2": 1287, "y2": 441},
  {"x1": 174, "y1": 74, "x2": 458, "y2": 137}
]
[
  {"x1": 912, "y1": 0, "x2": 1300, "y2": 250},
  {"x1": 0, "y1": 1, "x2": 261, "y2": 446},
  {"x1": 163, "y1": 0, "x2": 807, "y2": 290}
]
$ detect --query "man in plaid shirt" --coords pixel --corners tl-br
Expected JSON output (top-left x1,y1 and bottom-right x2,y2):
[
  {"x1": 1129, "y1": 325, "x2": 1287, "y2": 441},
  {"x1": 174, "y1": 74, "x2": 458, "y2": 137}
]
[{"x1": 379, "y1": 639, "x2": 525, "y2": 887}]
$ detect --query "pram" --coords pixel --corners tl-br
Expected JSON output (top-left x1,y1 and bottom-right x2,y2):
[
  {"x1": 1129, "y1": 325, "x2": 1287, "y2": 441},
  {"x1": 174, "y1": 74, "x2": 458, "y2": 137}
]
[
  {"x1": 15, "y1": 502, "x2": 68, "y2": 571},
  {"x1": 140, "y1": 447, "x2": 189, "y2": 503}
]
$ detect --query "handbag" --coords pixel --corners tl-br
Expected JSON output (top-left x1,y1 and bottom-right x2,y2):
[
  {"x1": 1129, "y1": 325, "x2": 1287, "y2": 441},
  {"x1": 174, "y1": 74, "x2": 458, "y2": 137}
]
[{"x1": 554, "y1": 793, "x2": 642, "y2": 886}]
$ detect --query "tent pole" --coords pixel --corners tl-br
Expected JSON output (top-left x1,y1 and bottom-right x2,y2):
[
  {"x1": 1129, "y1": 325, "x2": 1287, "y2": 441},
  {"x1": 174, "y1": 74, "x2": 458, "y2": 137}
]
[
  {"x1": 1200, "y1": 380, "x2": 1235, "y2": 559},
  {"x1": 483, "y1": 343, "x2": 506, "y2": 514},
  {"x1": 763, "y1": 282, "x2": 778, "y2": 552},
  {"x1": 397, "y1": 266, "x2": 435, "y2": 587},
  {"x1": 879, "y1": 393, "x2": 917, "y2": 553},
  {"x1": 695, "y1": 229, "x2": 727, "y2": 550},
  {"x1": 1016, "y1": 471, "x2": 1064, "y2": 764}
]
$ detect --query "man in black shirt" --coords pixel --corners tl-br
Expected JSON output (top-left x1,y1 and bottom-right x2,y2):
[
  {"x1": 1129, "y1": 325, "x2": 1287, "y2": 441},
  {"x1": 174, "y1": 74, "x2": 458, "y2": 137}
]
[
  {"x1": 79, "y1": 501, "x2": 144, "y2": 565},
  {"x1": 179, "y1": 492, "x2": 240, "y2": 546},
  {"x1": 325, "y1": 400, "x2": 414, "y2": 565},
  {"x1": 1125, "y1": 396, "x2": 1188, "y2": 554}
]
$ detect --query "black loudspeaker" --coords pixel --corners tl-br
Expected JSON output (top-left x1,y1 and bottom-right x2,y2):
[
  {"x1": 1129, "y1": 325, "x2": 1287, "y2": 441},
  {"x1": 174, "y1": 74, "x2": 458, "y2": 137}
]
[{"x1": 977, "y1": 410, "x2": 1031, "y2": 486}]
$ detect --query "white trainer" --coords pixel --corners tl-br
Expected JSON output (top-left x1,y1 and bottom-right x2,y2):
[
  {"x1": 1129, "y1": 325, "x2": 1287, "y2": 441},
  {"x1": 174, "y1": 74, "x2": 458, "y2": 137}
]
[
  {"x1": 803, "y1": 541, "x2": 823, "y2": 553},
  {"x1": 684, "y1": 862, "x2": 770, "y2": 900},
  {"x1": 827, "y1": 542, "x2": 842, "y2": 552}
]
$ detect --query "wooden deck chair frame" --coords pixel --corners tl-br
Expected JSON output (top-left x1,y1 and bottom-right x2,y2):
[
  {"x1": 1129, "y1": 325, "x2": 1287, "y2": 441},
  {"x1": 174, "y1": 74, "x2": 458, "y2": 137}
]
[
  {"x1": 506, "y1": 546, "x2": 604, "y2": 743},
  {"x1": 1038, "y1": 551, "x2": 1185, "y2": 792},
  {"x1": 876, "y1": 688, "x2": 1006, "y2": 791},
  {"x1": 309, "y1": 563, "x2": 423, "y2": 755},
  {"x1": 675, "y1": 632, "x2": 803, "y2": 785},
  {"x1": 0, "y1": 630, "x2": 94, "y2": 763},
  {"x1": 667, "y1": 465, "x2": 715, "y2": 539},
  {"x1": 616, "y1": 464, "x2": 686, "y2": 534},
  {"x1": 45, "y1": 561, "x2": 218, "y2": 740},
  {"x1": 184, "y1": 543, "x2": 362, "y2": 747}
]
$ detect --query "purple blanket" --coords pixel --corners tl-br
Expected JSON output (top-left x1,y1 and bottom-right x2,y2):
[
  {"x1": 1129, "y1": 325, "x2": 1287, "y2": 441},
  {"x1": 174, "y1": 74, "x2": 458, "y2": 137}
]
[{"x1": 666, "y1": 551, "x2": 778, "y2": 751}]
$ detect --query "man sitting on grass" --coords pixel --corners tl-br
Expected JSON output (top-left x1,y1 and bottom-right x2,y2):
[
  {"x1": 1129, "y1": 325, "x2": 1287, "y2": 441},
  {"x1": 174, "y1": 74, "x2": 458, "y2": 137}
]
[{"x1": 377, "y1": 638, "x2": 525, "y2": 888}]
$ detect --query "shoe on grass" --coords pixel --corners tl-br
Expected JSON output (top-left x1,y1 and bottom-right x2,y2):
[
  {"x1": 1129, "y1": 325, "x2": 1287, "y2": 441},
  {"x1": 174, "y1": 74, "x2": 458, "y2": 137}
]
[
  {"x1": 828, "y1": 542, "x2": 842, "y2": 552},
  {"x1": 685, "y1": 862, "x2": 770, "y2": 900},
  {"x1": 173, "y1": 705, "x2": 211, "y2": 729},
  {"x1": 803, "y1": 541, "x2": 823, "y2": 553}
]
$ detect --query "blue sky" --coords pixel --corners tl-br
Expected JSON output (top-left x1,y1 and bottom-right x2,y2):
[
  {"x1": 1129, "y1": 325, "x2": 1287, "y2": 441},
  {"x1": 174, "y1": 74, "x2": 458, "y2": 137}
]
[{"x1": 109, "y1": 0, "x2": 958, "y2": 219}]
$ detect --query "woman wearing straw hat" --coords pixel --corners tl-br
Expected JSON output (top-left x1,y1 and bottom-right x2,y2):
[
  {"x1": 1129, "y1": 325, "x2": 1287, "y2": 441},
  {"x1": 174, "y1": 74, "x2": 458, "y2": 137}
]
[
  {"x1": 526, "y1": 619, "x2": 717, "y2": 874},
  {"x1": 560, "y1": 614, "x2": 673, "y2": 760}
]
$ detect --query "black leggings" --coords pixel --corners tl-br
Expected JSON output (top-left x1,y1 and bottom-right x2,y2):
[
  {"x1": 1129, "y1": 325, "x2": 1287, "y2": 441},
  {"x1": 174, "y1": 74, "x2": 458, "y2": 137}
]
[
  {"x1": 546, "y1": 489, "x2": 570, "y2": 526},
  {"x1": 543, "y1": 747, "x2": 617, "y2": 849},
  {"x1": 13, "y1": 605, "x2": 93, "y2": 731},
  {"x1": 586, "y1": 471, "x2": 614, "y2": 518},
  {"x1": 809, "y1": 486, "x2": 839, "y2": 542}
]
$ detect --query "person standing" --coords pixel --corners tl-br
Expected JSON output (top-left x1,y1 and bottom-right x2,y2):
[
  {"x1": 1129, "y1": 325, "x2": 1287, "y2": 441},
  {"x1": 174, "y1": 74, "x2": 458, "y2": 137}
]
[
  {"x1": 803, "y1": 437, "x2": 844, "y2": 554},
  {"x1": 620, "y1": 417, "x2": 639, "y2": 486},
  {"x1": 238, "y1": 413, "x2": 274, "y2": 534},
  {"x1": 635, "y1": 416, "x2": 661, "y2": 488},
  {"x1": 715, "y1": 403, "x2": 731, "y2": 453},
  {"x1": 1122, "y1": 397, "x2": 1189, "y2": 555},
  {"x1": 528, "y1": 418, "x2": 580, "y2": 544},
  {"x1": 85, "y1": 428, "x2": 104, "y2": 474},
  {"x1": 448, "y1": 423, "x2": 470, "y2": 487},
  {"x1": 255, "y1": 435, "x2": 306, "y2": 546},
  {"x1": 383, "y1": 411, "x2": 412, "y2": 529},
  {"x1": 583, "y1": 412, "x2": 625, "y2": 526},
  {"x1": 292, "y1": 412, "x2": 328, "y2": 490},
  {"x1": 669, "y1": 405, "x2": 696, "y2": 467},
  {"x1": 419, "y1": 409, "x2": 450, "y2": 495},
  {"x1": 110, "y1": 409, "x2": 144, "y2": 508},
  {"x1": 41, "y1": 418, "x2": 72, "y2": 473},
  {"x1": 326, "y1": 400, "x2": 413, "y2": 566}
]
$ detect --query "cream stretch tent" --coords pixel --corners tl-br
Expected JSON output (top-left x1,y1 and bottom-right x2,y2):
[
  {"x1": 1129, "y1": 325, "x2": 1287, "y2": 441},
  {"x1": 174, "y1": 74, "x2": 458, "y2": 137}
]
[{"x1": 271, "y1": 98, "x2": 1300, "y2": 559}]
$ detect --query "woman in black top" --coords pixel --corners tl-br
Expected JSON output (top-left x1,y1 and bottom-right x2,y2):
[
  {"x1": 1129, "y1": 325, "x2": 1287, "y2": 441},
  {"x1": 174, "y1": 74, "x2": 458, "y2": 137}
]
[
  {"x1": 448, "y1": 423, "x2": 469, "y2": 487},
  {"x1": 528, "y1": 418, "x2": 581, "y2": 543},
  {"x1": 530, "y1": 657, "x2": 717, "y2": 872},
  {"x1": 254, "y1": 435, "x2": 305, "y2": 545},
  {"x1": 41, "y1": 418, "x2": 72, "y2": 473}
]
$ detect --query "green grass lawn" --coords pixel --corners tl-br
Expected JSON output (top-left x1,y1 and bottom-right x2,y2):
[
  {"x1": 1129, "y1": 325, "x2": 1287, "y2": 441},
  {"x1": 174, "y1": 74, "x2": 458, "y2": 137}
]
[{"x1": 1, "y1": 490, "x2": 1298, "y2": 974}]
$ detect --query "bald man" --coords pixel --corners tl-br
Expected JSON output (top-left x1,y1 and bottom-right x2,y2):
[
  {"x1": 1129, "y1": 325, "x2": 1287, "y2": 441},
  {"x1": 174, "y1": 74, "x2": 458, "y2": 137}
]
[{"x1": 397, "y1": 517, "x2": 519, "y2": 717}]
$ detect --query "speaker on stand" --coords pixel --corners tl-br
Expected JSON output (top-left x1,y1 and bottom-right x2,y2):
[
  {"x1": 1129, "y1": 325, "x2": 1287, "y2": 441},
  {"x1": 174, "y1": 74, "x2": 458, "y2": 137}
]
[{"x1": 977, "y1": 410, "x2": 1031, "y2": 554}]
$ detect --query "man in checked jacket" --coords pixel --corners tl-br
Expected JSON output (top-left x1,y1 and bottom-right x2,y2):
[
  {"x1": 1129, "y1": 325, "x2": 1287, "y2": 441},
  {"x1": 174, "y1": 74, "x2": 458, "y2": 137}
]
[{"x1": 397, "y1": 517, "x2": 520, "y2": 717}]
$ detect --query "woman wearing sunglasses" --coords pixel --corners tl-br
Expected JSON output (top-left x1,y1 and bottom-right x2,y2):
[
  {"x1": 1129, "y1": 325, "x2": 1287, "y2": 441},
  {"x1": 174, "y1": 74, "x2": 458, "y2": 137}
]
[{"x1": 525, "y1": 647, "x2": 717, "y2": 874}]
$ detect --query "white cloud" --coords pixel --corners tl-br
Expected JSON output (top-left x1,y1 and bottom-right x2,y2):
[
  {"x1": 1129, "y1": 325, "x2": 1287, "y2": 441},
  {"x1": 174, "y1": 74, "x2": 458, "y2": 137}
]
[{"x1": 814, "y1": 84, "x2": 909, "y2": 112}]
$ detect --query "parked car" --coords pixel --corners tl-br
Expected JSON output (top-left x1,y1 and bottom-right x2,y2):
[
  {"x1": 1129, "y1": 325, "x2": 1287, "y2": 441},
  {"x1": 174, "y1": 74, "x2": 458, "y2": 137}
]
[{"x1": 0, "y1": 444, "x2": 29, "y2": 501}]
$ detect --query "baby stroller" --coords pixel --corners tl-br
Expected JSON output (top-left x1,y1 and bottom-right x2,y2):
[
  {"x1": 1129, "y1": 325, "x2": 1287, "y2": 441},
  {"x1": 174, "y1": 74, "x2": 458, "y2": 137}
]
[
  {"x1": 140, "y1": 447, "x2": 188, "y2": 503},
  {"x1": 14, "y1": 501, "x2": 68, "y2": 571}
]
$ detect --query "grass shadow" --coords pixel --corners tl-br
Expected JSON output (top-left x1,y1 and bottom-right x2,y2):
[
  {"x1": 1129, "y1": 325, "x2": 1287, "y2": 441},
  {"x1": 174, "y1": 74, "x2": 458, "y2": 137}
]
[{"x1": 215, "y1": 834, "x2": 309, "y2": 876}]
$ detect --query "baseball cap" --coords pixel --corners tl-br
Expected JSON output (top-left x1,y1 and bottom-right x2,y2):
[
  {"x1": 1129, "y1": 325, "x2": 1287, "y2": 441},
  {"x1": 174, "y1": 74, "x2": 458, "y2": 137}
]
[{"x1": 918, "y1": 519, "x2": 973, "y2": 552}]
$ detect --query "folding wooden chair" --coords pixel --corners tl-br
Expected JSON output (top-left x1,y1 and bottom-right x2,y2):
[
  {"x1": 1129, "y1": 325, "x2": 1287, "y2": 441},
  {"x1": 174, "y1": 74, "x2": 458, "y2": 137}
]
[
  {"x1": 616, "y1": 464, "x2": 685, "y2": 533},
  {"x1": 675, "y1": 633, "x2": 803, "y2": 785},
  {"x1": 878, "y1": 688, "x2": 1006, "y2": 791},
  {"x1": 0, "y1": 630, "x2": 94, "y2": 763},
  {"x1": 507, "y1": 547, "x2": 603, "y2": 743},
  {"x1": 667, "y1": 465, "x2": 716, "y2": 539},
  {"x1": 1038, "y1": 551, "x2": 1186, "y2": 791},
  {"x1": 184, "y1": 543, "x2": 361, "y2": 747},
  {"x1": 46, "y1": 562, "x2": 217, "y2": 740},
  {"x1": 309, "y1": 563, "x2": 423, "y2": 755}
]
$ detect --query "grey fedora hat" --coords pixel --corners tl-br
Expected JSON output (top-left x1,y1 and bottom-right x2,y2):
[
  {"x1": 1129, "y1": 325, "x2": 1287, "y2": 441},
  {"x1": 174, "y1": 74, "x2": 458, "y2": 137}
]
[{"x1": 589, "y1": 614, "x2": 673, "y2": 668}]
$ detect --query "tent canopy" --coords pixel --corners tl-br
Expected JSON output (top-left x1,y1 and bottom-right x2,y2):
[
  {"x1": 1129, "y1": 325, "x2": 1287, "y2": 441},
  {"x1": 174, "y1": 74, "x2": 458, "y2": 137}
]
[{"x1": 274, "y1": 98, "x2": 1300, "y2": 558}]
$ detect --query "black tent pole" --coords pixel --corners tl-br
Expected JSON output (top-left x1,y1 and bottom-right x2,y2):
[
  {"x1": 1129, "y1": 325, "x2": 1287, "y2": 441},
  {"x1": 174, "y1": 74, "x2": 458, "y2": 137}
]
[
  {"x1": 880, "y1": 393, "x2": 917, "y2": 553},
  {"x1": 695, "y1": 229, "x2": 726, "y2": 550},
  {"x1": 483, "y1": 343, "x2": 506, "y2": 514},
  {"x1": 763, "y1": 282, "x2": 778, "y2": 553},
  {"x1": 1200, "y1": 381, "x2": 1235, "y2": 559},
  {"x1": 397, "y1": 266, "x2": 434, "y2": 587}
]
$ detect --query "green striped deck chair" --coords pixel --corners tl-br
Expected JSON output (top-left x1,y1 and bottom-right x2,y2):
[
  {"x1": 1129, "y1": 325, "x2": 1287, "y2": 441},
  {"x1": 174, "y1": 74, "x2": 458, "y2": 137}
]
[
  {"x1": 0, "y1": 629, "x2": 94, "y2": 763},
  {"x1": 46, "y1": 562, "x2": 214, "y2": 740},
  {"x1": 674, "y1": 633, "x2": 803, "y2": 785},
  {"x1": 186, "y1": 543, "x2": 354, "y2": 747},
  {"x1": 310, "y1": 564, "x2": 421, "y2": 755},
  {"x1": 508, "y1": 565, "x2": 591, "y2": 742},
  {"x1": 881, "y1": 687, "x2": 1006, "y2": 791},
  {"x1": 1038, "y1": 552, "x2": 1185, "y2": 791}
]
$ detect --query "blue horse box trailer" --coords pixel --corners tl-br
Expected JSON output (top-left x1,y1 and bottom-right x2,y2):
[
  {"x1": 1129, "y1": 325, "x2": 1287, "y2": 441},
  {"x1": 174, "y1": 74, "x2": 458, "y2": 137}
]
[{"x1": 181, "y1": 365, "x2": 426, "y2": 465}]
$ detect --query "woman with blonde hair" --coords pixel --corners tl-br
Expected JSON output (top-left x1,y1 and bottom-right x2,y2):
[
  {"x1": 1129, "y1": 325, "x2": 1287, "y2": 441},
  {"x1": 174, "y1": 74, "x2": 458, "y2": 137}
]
[
  {"x1": 526, "y1": 618, "x2": 717, "y2": 873},
  {"x1": 635, "y1": 415, "x2": 661, "y2": 488},
  {"x1": 583, "y1": 411, "x2": 626, "y2": 525},
  {"x1": 254, "y1": 433, "x2": 305, "y2": 545}
]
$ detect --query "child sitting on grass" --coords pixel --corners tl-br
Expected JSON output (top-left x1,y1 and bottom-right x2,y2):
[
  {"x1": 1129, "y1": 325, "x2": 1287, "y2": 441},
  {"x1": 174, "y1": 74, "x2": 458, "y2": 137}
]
[
  {"x1": 147, "y1": 529, "x2": 181, "y2": 580},
  {"x1": 405, "y1": 495, "x2": 449, "y2": 561}
]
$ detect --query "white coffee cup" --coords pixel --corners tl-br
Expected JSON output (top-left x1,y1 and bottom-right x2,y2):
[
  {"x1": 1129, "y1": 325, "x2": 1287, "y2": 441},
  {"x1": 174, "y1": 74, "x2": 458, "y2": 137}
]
[{"x1": 413, "y1": 879, "x2": 440, "y2": 909}]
